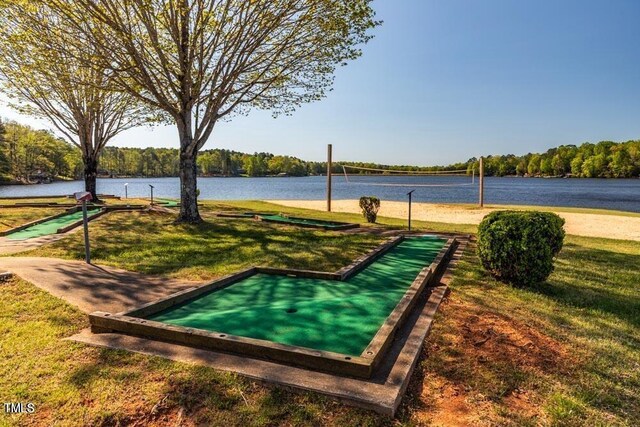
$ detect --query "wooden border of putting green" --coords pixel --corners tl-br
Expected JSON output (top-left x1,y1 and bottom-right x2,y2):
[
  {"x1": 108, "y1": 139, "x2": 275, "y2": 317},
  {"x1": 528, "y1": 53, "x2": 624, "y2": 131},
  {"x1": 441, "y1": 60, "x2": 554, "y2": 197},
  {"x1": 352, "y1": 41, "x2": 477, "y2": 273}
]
[
  {"x1": 213, "y1": 211, "x2": 359, "y2": 230},
  {"x1": 103, "y1": 205, "x2": 147, "y2": 212},
  {"x1": 0, "y1": 207, "x2": 79, "y2": 236},
  {"x1": 257, "y1": 213, "x2": 360, "y2": 230},
  {"x1": 0, "y1": 202, "x2": 79, "y2": 208},
  {"x1": 0, "y1": 202, "x2": 147, "y2": 209},
  {"x1": 214, "y1": 211, "x2": 276, "y2": 218},
  {"x1": 89, "y1": 235, "x2": 456, "y2": 379},
  {"x1": 0, "y1": 194, "x2": 70, "y2": 200},
  {"x1": 0, "y1": 205, "x2": 146, "y2": 237},
  {"x1": 56, "y1": 205, "x2": 148, "y2": 233},
  {"x1": 55, "y1": 208, "x2": 108, "y2": 233}
]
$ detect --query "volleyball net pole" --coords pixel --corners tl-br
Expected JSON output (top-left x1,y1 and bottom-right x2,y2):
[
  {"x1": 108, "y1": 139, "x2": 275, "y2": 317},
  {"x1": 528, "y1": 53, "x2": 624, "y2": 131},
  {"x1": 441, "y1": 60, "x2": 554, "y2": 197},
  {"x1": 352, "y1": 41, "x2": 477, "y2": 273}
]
[
  {"x1": 479, "y1": 156, "x2": 484, "y2": 208},
  {"x1": 327, "y1": 144, "x2": 332, "y2": 212},
  {"x1": 407, "y1": 189, "x2": 415, "y2": 231}
]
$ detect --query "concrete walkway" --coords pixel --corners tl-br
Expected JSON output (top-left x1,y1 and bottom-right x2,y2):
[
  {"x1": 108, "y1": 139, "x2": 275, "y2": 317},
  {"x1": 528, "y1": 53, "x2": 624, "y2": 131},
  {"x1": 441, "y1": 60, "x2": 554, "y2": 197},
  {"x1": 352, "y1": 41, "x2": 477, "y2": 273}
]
[
  {"x1": 0, "y1": 234, "x2": 69, "y2": 255},
  {"x1": 0, "y1": 257, "x2": 203, "y2": 313}
]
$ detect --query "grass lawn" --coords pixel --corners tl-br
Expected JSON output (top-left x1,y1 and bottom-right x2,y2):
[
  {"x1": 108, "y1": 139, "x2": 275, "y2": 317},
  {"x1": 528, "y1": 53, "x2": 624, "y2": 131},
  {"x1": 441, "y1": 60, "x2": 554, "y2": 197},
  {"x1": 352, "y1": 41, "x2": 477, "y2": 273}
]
[
  {"x1": 25, "y1": 202, "x2": 388, "y2": 280},
  {"x1": 1, "y1": 201, "x2": 638, "y2": 425},
  {"x1": 0, "y1": 196, "x2": 150, "y2": 206},
  {"x1": 0, "y1": 197, "x2": 71, "y2": 205},
  {"x1": 409, "y1": 235, "x2": 639, "y2": 426},
  {"x1": 0, "y1": 198, "x2": 150, "y2": 234}
]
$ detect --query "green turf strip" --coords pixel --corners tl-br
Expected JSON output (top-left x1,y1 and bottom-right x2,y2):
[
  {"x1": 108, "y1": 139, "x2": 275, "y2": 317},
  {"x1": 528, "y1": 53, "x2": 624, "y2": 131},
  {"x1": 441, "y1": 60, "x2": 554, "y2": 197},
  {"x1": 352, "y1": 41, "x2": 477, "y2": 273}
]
[
  {"x1": 149, "y1": 236, "x2": 446, "y2": 356},
  {"x1": 259, "y1": 214, "x2": 350, "y2": 228},
  {"x1": 7, "y1": 209, "x2": 102, "y2": 240},
  {"x1": 155, "y1": 198, "x2": 179, "y2": 207}
]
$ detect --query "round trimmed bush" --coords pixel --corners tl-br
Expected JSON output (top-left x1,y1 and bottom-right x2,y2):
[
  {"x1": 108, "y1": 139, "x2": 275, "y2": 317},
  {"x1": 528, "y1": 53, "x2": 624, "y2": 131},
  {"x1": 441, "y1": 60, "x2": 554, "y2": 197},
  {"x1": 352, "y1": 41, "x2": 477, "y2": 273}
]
[
  {"x1": 359, "y1": 196, "x2": 380, "y2": 223},
  {"x1": 477, "y1": 210, "x2": 565, "y2": 286}
]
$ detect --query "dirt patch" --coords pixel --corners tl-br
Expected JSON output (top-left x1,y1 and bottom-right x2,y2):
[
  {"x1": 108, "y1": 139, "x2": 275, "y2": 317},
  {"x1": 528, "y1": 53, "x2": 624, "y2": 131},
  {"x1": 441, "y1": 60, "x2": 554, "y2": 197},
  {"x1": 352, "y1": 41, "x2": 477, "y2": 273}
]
[
  {"x1": 459, "y1": 309, "x2": 570, "y2": 374},
  {"x1": 420, "y1": 381, "x2": 482, "y2": 427},
  {"x1": 401, "y1": 295, "x2": 573, "y2": 425}
]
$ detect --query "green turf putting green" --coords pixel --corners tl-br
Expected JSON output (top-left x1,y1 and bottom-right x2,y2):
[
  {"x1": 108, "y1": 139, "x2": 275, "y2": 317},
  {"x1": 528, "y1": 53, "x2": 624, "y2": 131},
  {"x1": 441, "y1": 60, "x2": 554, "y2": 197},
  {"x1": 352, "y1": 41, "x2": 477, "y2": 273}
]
[
  {"x1": 149, "y1": 236, "x2": 446, "y2": 356},
  {"x1": 155, "y1": 198, "x2": 179, "y2": 208},
  {"x1": 215, "y1": 211, "x2": 275, "y2": 218},
  {"x1": 258, "y1": 214, "x2": 357, "y2": 230},
  {"x1": 7, "y1": 209, "x2": 102, "y2": 240}
]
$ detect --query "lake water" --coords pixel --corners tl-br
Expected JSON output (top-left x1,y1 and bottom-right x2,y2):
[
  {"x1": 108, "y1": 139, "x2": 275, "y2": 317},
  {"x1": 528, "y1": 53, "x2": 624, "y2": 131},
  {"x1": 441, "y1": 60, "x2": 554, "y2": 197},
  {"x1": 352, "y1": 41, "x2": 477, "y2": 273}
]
[{"x1": 1, "y1": 175, "x2": 639, "y2": 213}]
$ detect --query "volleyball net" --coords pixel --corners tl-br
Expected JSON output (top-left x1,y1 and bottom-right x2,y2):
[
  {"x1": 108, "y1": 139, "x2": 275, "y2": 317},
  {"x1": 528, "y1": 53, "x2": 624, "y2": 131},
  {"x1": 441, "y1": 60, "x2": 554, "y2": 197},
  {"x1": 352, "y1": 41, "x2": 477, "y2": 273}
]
[{"x1": 339, "y1": 165, "x2": 476, "y2": 187}]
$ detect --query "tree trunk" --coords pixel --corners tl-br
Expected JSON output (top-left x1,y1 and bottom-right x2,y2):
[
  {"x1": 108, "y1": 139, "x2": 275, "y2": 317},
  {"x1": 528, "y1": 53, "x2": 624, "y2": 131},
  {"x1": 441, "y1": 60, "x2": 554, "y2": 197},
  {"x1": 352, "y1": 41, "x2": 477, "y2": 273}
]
[
  {"x1": 84, "y1": 155, "x2": 100, "y2": 202},
  {"x1": 176, "y1": 108, "x2": 202, "y2": 223},
  {"x1": 177, "y1": 148, "x2": 201, "y2": 223}
]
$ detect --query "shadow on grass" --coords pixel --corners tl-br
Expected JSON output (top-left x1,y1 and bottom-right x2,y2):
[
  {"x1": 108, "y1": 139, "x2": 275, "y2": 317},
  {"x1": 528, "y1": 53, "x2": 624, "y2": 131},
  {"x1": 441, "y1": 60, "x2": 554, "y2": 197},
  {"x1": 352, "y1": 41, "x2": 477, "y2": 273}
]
[
  {"x1": 536, "y1": 242, "x2": 640, "y2": 328},
  {"x1": 41, "y1": 211, "x2": 384, "y2": 279},
  {"x1": 66, "y1": 346, "x2": 382, "y2": 426}
]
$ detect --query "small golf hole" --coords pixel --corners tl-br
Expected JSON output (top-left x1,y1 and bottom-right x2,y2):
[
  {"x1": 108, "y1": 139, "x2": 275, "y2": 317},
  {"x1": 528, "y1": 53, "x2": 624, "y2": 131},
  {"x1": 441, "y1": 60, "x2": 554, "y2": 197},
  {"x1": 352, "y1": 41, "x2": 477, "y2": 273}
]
[
  {"x1": 219, "y1": 334, "x2": 226, "y2": 337},
  {"x1": 286, "y1": 308, "x2": 298, "y2": 314},
  {"x1": 345, "y1": 357, "x2": 351, "y2": 360},
  {"x1": 367, "y1": 351, "x2": 373, "y2": 355}
]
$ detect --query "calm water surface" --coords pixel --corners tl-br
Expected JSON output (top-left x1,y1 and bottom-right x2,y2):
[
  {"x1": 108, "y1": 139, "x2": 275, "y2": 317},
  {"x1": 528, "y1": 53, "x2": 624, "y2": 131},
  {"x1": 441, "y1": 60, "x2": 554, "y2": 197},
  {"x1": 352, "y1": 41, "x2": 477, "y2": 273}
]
[{"x1": 1, "y1": 176, "x2": 638, "y2": 213}]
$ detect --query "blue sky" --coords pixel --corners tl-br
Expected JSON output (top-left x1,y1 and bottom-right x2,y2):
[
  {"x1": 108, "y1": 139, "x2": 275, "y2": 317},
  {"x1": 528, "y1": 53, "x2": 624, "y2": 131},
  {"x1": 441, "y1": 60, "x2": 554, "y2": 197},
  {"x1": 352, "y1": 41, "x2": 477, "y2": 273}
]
[{"x1": 3, "y1": 0, "x2": 640, "y2": 165}]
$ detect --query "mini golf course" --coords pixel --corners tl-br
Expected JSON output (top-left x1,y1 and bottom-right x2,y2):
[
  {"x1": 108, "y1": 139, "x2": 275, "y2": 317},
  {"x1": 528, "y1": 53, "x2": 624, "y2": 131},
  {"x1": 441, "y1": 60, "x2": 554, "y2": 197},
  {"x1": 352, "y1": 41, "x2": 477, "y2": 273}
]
[
  {"x1": 90, "y1": 235, "x2": 456, "y2": 378},
  {"x1": 215, "y1": 211, "x2": 359, "y2": 230},
  {"x1": 150, "y1": 236, "x2": 445, "y2": 354},
  {"x1": 6, "y1": 208, "x2": 103, "y2": 240}
]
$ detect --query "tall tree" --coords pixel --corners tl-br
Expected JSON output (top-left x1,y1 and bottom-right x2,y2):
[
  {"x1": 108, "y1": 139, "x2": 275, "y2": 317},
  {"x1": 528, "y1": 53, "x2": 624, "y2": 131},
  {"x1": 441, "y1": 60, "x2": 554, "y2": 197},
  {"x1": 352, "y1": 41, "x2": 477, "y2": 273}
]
[
  {"x1": 0, "y1": 1, "x2": 147, "y2": 200},
  {"x1": 46, "y1": 0, "x2": 378, "y2": 222},
  {"x1": 0, "y1": 118, "x2": 9, "y2": 176}
]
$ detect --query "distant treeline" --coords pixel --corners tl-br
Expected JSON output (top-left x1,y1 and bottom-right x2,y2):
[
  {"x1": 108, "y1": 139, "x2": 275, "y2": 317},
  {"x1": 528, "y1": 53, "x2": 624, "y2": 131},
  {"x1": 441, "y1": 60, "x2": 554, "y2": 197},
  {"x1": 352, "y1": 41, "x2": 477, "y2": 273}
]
[
  {"x1": 332, "y1": 140, "x2": 640, "y2": 178},
  {"x1": 96, "y1": 140, "x2": 640, "y2": 179},
  {"x1": 0, "y1": 119, "x2": 82, "y2": 183},
  {"x1": 101, "y1": 147, "x2": 326, "y2": 177},
  {"x1": 469, "y1": 140, "x2": 640, "y2": 178},
  {"x1": 0, "y1": 120, "x2": 325, "y2": 181},
  {"x1": 2, "y1": 120, "x2": 639, "y2": 182}
]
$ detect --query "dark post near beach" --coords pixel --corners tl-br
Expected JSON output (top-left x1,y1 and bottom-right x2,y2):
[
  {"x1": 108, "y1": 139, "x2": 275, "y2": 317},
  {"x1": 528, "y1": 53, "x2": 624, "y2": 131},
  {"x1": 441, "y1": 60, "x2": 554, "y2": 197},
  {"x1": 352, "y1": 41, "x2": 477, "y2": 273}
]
[
  {"x1": 407, "y1": 189, "x2": 415, "y2": 231},
  {"x1": 149, "y1": 184, "x2": 154, "y2": 205},
  {"x1": 479, "y1": 156, "x2": 484, "y2": 208},
  {"x1": 327, "y1": 144, "x2": 332, "y2": 212}
]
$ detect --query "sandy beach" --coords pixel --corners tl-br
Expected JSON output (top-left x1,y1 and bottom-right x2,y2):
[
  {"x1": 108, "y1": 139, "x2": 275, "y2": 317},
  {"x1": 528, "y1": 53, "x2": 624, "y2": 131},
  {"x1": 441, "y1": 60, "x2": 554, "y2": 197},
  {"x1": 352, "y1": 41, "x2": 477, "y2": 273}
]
[{"x1": 268, "y1": 200, "x2": 640, "y2": 241}]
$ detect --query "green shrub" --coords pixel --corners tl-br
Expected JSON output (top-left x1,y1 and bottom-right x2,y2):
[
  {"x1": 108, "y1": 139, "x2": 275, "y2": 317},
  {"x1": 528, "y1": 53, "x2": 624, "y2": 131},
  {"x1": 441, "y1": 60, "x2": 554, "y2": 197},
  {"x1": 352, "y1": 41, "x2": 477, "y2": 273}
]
[
  {"x1": 477, "y1": 210, "x2": 565, "y2": 286},
  {"x1": 359, "y1": 196, "x2": 380, "y2": 223}
]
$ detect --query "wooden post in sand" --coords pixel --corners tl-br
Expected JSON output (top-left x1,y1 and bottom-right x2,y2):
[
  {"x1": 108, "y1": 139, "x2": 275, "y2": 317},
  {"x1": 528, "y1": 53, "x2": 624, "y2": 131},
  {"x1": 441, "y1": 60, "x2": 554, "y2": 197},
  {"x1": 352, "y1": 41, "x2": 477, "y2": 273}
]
[
  {"x1": 479, "y1": 157, "x2": 484, "y2": 208},
  {"x1": 327, "y1": 144, "x2": 332, "y2": 212}
]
